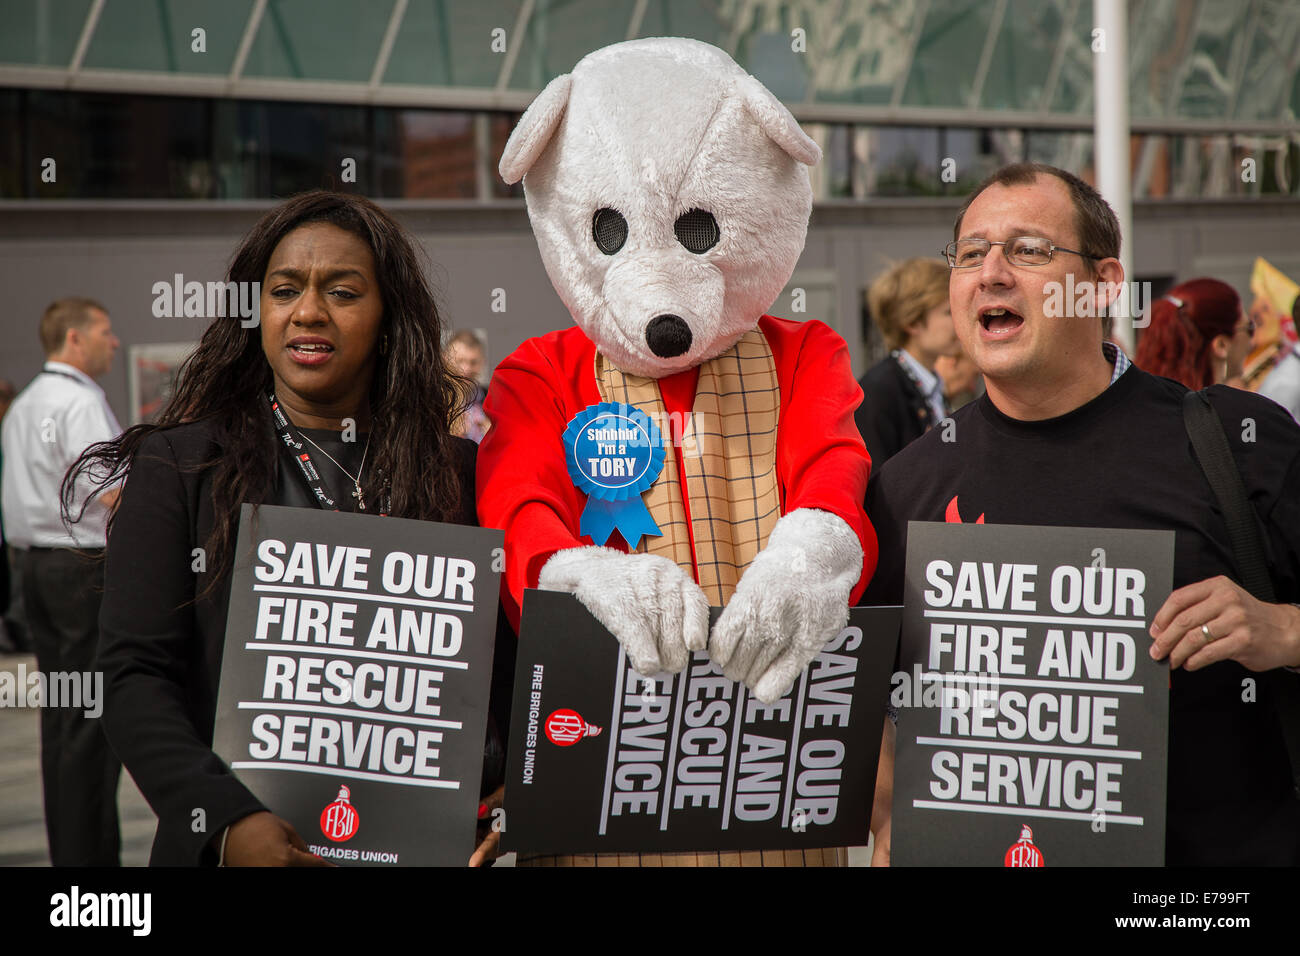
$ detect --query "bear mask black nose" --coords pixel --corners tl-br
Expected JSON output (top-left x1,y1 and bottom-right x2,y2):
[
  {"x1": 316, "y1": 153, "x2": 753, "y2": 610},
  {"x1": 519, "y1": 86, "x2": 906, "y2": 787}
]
[{"x1": 645, "y1": 314, "x2": 692, "y2": 358}]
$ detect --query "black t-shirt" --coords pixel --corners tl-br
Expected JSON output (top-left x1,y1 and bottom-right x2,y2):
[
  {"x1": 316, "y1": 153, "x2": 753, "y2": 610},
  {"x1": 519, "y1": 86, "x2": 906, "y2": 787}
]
[{"x1": 863, "y1": 365, "x2": 1300, "y2": 865}]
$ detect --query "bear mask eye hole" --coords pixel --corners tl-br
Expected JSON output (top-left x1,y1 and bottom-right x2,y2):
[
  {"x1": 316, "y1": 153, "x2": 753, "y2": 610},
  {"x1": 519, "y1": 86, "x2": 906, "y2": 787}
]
[
  {"x1": 674, "y1": 208, "x2": 719, "y2": 253},
  {"x1": 592, "y1": 208, "x2": 628, "y2": 255}
]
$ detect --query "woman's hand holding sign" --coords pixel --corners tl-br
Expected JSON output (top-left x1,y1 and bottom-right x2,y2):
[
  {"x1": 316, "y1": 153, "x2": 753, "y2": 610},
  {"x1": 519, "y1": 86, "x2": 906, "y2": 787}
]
[
  {"x1": 1149, "y1": 575, "x2": 1300, "y2": 671},
  {"x1": 223, "y1": 811, "x2": 334, "y2": 867}
]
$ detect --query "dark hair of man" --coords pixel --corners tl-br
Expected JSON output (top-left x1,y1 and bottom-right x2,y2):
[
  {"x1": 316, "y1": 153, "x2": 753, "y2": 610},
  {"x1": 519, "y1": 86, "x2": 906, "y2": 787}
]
[
  {"x1": 954, "y1": 162, "x2": 1122, "y2": 338},
  {"x1": 952, "y1": 162, "x2": 1120, "y2": 259},
  {"x1": 63, "y1": 190, "x2": 470, "y2": 597},
  {"x1": 40, "y1": 297, "x2": 108, "y2": 356}
]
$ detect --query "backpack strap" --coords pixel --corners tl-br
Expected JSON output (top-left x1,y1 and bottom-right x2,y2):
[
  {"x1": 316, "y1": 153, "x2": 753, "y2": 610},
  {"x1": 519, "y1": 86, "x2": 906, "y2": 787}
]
[
  {"x1": 1182, "y1": 388, "x2": 1300, "y2": 795},
  {"x1": 1182, "y1": 390, "x2": 1275, "y2": 601}
]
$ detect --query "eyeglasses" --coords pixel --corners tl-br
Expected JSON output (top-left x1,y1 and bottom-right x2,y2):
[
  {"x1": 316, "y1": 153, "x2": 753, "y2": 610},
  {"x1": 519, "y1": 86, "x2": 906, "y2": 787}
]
[{"x1": 943, "y1": 237, "x2": 1097, "y2": 269}]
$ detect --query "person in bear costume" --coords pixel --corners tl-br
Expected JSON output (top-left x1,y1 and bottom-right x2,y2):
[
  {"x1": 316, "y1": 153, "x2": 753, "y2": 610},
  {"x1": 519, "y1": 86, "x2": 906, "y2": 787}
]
[{"x1": 478, "y1": 37, "x2": 879, "y2": 867}]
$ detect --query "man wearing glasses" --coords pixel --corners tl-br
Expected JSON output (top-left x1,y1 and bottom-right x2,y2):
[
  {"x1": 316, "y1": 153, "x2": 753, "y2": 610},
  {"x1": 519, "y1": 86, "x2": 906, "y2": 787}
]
[{"x1": 863, "y1": 162, "x2": 1300, "y2": 866}]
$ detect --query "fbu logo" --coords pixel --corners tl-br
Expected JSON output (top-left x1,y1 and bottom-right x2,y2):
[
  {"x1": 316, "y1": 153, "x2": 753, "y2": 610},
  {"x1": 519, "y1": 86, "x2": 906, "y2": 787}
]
[
  {"x1": 544, "y1": 708, "x2": 603, "y2": 747},
  {"x1": 1004, "y1": 823, "x2": 1044, "y2": 867},
  {"x1": 320, "y1": 784, "x2": 360, "y2": 842}
]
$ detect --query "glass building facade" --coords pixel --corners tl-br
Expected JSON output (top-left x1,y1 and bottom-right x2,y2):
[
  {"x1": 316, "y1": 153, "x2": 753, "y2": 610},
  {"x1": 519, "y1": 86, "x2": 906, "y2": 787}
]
[{"x1": 0, "y1": 0, "x2": 1296, "y2": 200}]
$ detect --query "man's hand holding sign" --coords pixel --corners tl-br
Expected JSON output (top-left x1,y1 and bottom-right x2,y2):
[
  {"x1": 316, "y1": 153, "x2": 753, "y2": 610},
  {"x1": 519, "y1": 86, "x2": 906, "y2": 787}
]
[{"x1": 1149, "y1": 575, "x2": 1300, "y2": 672}]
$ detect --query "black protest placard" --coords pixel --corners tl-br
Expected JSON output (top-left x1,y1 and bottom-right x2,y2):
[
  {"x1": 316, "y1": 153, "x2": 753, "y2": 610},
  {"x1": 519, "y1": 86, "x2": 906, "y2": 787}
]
[
  {"x1": 890, "y1": 522, "x2": 1173, "y2": 866},
  {"x1": 211, "y1": 504, "x2": 503, "y2": 866},
  {"x1": 501, "y1": 589, "x2": 899, "y2": 854}
]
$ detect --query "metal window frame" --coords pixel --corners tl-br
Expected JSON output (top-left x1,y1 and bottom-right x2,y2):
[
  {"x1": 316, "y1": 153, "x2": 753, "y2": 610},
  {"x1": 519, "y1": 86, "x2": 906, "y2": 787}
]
[
  {"x1": 6, "y1": 0, "x2": 1298, "y2": 136},
  {"x1": 5, "y1": 60, "x2": 1298, "y2": 135}
]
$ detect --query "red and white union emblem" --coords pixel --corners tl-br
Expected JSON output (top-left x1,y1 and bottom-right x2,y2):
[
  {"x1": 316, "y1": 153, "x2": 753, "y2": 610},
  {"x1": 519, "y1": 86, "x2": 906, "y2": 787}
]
[
  {"x1": 320, "y1": 784, "x2": 360, "y2": 842},
  {"x1": 1004, "y1": 823, "x2": 1045, "y2": 867},
  {"x1": 544, "y1": 708, "x2": 603, "y2": 747}
]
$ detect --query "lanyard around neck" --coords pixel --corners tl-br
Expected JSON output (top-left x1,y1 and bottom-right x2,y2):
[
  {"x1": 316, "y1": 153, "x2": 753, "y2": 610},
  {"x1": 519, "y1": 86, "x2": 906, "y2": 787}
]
[
  {"x1": 267, "y1": 392, "x2": 388, "y2": 515},
  {"x1": 42, "y1": 368, "x2": 88, "y2": 386}
]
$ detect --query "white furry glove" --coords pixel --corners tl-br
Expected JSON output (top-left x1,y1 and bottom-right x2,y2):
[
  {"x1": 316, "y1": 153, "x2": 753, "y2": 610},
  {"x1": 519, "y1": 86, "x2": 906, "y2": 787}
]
[
  {"x1": 709, "y1": 508, "x2": 863, "y2": 704},
  {"x1": 538, "y1": 546, "x2": 710, "y2": 676}
]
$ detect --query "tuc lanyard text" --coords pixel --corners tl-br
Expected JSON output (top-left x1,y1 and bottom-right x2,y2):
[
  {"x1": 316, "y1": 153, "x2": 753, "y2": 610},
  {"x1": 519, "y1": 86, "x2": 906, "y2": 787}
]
[{"x1": 267, "y1": 392, "x2": 388, "y2": 516}]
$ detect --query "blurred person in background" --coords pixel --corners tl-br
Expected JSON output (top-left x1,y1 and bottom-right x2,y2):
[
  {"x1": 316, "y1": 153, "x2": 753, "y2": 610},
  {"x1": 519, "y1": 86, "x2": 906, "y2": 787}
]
[
  {"x1": 1242, "y1": 257, "x2": 1298, "y2": 391},
  {"x1": 0, "y1": 298, "x2": 123, "y2": 865},
  {"x1": 855, "y1": 257, "x2": 961, "y2": 469},
  {"x1": 1136, "y1": 278, "x2": 1254, "y2": 390},
  {"x1": 934, "y1": 348, "x2": 982, "y2": 411},
  {"x1": 0, "y1": 377, "x2": 23, "y2": 653},
  {"x1": 1258, "y1": 293, "x2": 1300, "y2": 423},
  {"x1": 446, "y1": 329, "x2": 491, "y2": 443}
]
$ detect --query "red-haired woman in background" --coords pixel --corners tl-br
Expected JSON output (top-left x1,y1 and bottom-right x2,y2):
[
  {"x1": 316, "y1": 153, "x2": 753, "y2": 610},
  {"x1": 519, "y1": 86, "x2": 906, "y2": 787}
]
[{"x1": 1136, "y1": 278, "x2": 1255, "y2": 390}]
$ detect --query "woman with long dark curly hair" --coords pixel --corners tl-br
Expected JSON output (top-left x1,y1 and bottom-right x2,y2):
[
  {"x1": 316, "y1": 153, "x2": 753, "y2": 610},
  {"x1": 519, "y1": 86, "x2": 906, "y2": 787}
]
[
  {"x1": 1136, "y1": 277, "x2": 1255, "y2": 390},
  {"x1": 65, "y1": 190, "x2": 502, "y2": 866}
]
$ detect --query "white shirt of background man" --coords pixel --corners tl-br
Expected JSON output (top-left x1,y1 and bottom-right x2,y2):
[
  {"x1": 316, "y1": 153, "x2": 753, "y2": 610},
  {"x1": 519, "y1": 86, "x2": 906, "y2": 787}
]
[{"x1": 1, "y1": 361, "x2": 123, "y2": 548}]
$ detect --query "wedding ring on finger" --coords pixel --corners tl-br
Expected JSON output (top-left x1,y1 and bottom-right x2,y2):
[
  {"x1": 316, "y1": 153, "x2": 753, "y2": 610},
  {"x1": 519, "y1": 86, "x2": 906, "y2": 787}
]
[{"x1": 1201, "y1": 623, "x2": 1218, "y2": 643}]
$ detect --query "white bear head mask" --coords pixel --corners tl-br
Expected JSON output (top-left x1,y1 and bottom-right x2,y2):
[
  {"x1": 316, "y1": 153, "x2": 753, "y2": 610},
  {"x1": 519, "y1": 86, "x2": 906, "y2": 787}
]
[{"x1": 500, "y1": 37, "x2": 821, "y2": 379}]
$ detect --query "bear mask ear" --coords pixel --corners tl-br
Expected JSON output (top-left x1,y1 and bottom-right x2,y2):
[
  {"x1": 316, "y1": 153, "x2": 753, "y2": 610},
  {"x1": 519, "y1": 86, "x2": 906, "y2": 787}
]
[
  {"x1": 499, "y1": 73, "x2": 573, "y2": 184},
  {"x1": 736, "y1": 74, "x2": 821, "y2": 167}
]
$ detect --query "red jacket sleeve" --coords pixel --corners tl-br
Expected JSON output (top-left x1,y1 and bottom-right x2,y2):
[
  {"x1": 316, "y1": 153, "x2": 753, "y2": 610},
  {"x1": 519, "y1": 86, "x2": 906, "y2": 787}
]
[
  {"x1": 763, "y1": 316, "x2": 877, "y2": 603},
  {"x1": 476, "y1": 334, "x2": 594, "y2": 632}
]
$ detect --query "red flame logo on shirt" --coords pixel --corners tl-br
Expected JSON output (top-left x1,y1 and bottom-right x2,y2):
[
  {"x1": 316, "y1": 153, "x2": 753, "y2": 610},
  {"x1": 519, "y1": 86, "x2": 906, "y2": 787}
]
[
  {"x1": 545, "y1": 708, "x2": 603, "y2": 747},
  {"x1": 320, "y1": 785, "x2": 360, "y2": 842},
  {"x1": 946, "y1": 495, "x2": 985, "y2": 524},
  {"x1": 1004, "y1": 824, "x2": 1045, "y2": 867}
]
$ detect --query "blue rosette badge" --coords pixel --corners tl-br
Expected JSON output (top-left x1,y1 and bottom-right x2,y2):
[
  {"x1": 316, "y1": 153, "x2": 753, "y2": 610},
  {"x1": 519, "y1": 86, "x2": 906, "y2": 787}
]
[{"x1": 563, "y1": 402, "x2": 666, "y2": 548}]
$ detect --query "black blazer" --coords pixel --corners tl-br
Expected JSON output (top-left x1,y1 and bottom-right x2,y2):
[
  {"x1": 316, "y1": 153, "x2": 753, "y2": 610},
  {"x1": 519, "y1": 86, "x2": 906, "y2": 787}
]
[
  {"x1": 97, "y1": 419, "x2": 485, "y2": 865},
  {"x1": 854, "y1": 355, "x2": 937, "y2": 471}
]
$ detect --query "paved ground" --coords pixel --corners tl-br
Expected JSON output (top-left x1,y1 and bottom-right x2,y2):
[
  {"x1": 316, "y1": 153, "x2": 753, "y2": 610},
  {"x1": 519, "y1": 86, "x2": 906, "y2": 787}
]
[{"x1": 0, "y1": 654, "x2": 156, "y2": 866}]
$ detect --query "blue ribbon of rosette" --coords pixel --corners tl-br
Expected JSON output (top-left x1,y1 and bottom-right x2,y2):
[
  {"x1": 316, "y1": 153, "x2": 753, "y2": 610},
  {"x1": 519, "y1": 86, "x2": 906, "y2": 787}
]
[{"x1": 563, "y1": 402, "x2": 667, "y2": 548}]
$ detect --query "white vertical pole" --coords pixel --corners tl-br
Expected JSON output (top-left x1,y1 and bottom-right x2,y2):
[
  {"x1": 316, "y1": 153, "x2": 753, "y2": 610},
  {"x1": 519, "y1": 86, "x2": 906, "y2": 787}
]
[{"x1": 1094, "y1": 0, "x2": 1134, "y2": 351}]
